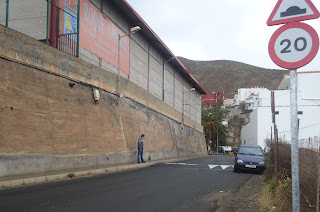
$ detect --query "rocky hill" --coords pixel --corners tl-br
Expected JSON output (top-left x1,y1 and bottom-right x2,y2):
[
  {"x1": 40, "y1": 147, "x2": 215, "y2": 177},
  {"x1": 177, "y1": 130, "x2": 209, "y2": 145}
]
[{"x1": 178, "y1": 57, "x2": 289, "y2": 98}]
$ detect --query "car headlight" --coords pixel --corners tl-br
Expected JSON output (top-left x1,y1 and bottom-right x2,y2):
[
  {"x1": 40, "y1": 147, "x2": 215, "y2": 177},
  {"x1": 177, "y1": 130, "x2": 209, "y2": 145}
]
[
  {"x1": 237, "y1": 159, "x2": 243, "y2": 163},
  {"x1": 259, "y1": 161, "x2": 265, "y2": 165}
]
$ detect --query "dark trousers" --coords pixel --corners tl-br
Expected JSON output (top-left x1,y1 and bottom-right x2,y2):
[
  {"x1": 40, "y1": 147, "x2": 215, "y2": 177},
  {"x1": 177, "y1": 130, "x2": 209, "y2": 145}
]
[{"x1": 137, "y1": 148, "x2": 145, "y2": 163}]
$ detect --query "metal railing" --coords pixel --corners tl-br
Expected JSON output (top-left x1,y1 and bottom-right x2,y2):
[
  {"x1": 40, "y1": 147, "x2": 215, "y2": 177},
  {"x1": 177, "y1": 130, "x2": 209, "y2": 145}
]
[
  {"x1": 47, "y1": 0, "x2": 80, "y2": 57},
  {"x1": 2, "y1": 0, "x2": 80, "y2": 58},
  {"x1": 57, "y1": 32, "x2": 78, "y2": 57}
]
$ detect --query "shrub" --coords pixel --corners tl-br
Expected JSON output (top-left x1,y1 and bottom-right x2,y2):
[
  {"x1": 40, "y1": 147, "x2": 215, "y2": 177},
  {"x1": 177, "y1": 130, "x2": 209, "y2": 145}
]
[
  {"x1": 260, "y1": 176, "x2": 292, "y2": 212},
  {"x1": 67, "y1": 173, "x2": 76, "y2": 178}
]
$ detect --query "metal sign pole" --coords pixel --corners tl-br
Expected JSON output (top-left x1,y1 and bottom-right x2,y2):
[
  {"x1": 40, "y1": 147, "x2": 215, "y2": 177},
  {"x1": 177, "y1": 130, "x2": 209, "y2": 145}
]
[
  {"x1": 317, "y1": 137, "x2": 320, "y2": 212},
  {"x1": 118, "y1": 33, "x2": 121, "y2": 95},
  {"x1": 6, "y1": 0, "x2": 9, "y2": 27},
  {"x1": 46, "y1": 0, "x2": 50, "y2": 45},
  {"x1": 272, "y1": 91, "x2": 278, "y2": 176},
  {"x1": 290, "y1": 69, "x2": 300, "y2": 212},
  {"x1": 77, "y1": 0, "x2": 80, "y2": 58}
]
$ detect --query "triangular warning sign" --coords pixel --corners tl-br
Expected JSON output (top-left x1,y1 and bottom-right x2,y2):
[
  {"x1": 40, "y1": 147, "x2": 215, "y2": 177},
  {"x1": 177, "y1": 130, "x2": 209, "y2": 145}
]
[{"x1": 267, "y1": 0, "x2": 320, "y2": 26}]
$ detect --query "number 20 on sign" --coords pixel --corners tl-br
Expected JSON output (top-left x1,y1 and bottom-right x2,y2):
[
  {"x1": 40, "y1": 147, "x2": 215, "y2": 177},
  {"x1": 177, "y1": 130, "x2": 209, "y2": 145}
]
[{"x1": 268, "y1": 22, "x2": 319, "y2": 69}]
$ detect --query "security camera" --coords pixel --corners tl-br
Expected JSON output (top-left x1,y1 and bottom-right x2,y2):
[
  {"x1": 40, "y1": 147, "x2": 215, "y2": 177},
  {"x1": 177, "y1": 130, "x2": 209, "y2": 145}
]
[{"x1": 93, "y1": 88, "x2": 100, "y2": 103}]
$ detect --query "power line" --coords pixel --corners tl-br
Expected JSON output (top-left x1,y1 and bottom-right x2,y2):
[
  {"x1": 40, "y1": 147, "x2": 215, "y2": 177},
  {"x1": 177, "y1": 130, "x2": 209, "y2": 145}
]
[
  {"x1": 268, "y1": 122, "x2": 320, "y2": 134},
  {"x1": 258, "y1": 105, "x2": 320, "y2": 107}
]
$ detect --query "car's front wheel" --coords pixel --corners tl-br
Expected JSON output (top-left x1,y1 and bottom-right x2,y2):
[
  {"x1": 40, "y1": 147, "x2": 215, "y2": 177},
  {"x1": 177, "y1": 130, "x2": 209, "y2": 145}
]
[{"x1": 234, "y1": 165, "x2": 238, "y2": 172}]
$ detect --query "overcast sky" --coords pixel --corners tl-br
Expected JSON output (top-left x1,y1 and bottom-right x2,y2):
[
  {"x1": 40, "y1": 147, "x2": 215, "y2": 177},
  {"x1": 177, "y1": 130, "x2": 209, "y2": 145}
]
[{"x1": 126, "y1": 0, "x2": 320, "y2": 71}]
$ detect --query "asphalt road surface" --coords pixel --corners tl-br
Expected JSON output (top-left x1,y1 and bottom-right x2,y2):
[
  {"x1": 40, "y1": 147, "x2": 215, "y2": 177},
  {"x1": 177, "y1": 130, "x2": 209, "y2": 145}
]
[{"x1": 0, "y1": 156, "x2": 258, "y2": 212}]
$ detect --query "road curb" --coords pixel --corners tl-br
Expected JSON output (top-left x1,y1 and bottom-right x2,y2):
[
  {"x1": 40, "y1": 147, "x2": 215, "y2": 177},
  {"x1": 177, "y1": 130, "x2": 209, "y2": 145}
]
[{"x1": 0, "y1": 156, "x2": 207, "y2": 189}]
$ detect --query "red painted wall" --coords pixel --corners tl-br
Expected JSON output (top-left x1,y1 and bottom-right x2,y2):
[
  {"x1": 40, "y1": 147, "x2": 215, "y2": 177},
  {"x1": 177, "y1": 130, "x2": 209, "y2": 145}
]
[{"x1": 202, "y1": 91, "x2": 224, "y2": 108}]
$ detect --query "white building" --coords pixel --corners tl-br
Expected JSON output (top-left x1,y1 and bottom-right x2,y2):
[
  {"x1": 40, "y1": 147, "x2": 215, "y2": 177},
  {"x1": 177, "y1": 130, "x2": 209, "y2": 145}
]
[
  {"x1": 223, "y1": 98, "x2": 235, "y2": 107},
  {"x1": 241, "y1": 72, "x2": 320, "y2": 149},
  {"x1": 234, "y1": 87, "x2": 271, "y2": 111},
  {"x1": 235, "y1": 87, "x2": 269, "y2": 106}
]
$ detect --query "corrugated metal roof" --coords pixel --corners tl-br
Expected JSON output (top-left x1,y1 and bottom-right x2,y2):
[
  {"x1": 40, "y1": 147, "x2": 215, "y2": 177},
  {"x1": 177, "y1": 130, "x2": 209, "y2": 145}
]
[{"x1": 108, "y1": 0, "x2": 207, "y2": 94}]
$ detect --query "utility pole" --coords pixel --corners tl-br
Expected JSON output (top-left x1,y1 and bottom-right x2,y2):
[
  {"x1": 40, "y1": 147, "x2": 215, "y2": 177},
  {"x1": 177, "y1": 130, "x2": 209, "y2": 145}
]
[{"x1": 216, "y1": 126, "x2": 219, "y2": 155}]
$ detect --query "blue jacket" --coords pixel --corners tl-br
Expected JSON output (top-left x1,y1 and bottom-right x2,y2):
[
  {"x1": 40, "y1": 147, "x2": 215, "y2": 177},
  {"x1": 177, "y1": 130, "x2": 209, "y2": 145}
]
[{"x1": 137, "y1": 138, "x2": 144, "y2": 150}]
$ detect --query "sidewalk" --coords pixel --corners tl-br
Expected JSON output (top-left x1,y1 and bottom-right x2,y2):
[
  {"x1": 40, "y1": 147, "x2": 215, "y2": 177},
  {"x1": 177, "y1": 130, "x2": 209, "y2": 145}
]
[{"x1": 0, "y1": 156, "x2": 207, "y2": 189}]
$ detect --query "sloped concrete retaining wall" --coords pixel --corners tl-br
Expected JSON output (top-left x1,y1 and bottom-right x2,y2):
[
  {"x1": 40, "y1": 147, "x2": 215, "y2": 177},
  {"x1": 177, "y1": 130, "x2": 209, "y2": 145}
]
[{"x1": 0, "y1": 25, "x2": 206, "y2": 179}]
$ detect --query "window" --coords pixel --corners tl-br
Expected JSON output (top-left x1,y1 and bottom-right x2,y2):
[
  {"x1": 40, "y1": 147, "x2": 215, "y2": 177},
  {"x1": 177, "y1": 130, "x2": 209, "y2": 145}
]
[
  {"x1": 189, "y1": 128, "x2": 193, "y2": 137},
  {"x1": 238, "y1": 146, "x2": 263, "y2": 156}
]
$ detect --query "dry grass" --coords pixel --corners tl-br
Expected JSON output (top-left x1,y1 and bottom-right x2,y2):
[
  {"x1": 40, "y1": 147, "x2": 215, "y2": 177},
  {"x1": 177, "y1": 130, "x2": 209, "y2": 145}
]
[
  {"x1": 260, "y1": 144, "x2": 292, "y2": 211},
  {"x1": 260, "y1": 177, "x2": 292, "y2": 212},
  {"x1": 262, "y1": 141, "x2": 320, "y2": 211}
]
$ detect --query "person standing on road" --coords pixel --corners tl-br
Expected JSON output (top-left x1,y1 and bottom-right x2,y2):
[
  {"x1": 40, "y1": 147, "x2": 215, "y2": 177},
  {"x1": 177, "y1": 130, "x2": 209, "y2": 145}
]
[
  {"x1": 208, "y1": 140, "x2": 212, "y2": 155},
  {"x1": 137, "y1": 134, "x2": 146, "y2": 163}
]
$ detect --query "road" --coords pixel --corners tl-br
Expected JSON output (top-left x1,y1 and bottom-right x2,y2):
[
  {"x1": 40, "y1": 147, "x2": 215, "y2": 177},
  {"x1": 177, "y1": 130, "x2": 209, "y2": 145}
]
[{"x1": 0, "y1": 156, "x2": 259, "y2": 212}]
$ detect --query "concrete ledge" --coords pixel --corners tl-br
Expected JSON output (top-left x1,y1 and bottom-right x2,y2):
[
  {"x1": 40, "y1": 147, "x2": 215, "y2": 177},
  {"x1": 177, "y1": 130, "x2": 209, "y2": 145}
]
[
  {"x1": 46, "y1": 174, "x2": 64, "y2": 182},
  {"x1": 35, "y1": 176, "x2": 47, "y2": 184},
  {"x1": 22, "y1": 178, "x2": 36, "y2": 185},
  {"x1": 0, "y1": 180, "x2": 11, "y2": 188},
  {"x1": 10, "y1": 179, "x2": 24, "y2": 187}
]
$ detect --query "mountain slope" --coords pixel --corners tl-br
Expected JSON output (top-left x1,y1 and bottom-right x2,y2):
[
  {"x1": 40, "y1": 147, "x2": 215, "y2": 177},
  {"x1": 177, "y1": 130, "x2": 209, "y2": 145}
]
[{"x1": 178, "y1": 57, "x2": 289, "y2": 98}]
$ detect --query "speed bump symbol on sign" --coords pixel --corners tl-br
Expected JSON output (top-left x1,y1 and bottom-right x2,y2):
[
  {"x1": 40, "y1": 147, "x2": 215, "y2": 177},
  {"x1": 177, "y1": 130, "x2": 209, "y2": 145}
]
[
  {"x1": 268, "y1": 22, "x2": 319, "y2": 69},
  {"x1": 267, "y1": 0, "x2": 320, "y2": 26}
]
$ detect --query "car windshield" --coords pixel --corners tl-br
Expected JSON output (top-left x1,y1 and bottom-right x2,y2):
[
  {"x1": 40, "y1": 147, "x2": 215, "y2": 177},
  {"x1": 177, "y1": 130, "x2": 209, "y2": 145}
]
[{"x1": 238, "y1": 146, "x2": 263, "y2": 156}]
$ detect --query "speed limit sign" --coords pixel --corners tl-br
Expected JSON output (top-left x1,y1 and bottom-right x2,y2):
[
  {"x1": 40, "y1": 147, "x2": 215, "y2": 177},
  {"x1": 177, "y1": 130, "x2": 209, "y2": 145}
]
[{"x1": 268, "y1": 22, "x2": 319, "y2": 69}]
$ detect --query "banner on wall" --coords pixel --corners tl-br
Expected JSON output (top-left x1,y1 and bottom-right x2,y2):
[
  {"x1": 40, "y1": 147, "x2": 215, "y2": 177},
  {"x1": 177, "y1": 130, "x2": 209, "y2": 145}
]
[
  {"x1": 59, "y1": 0, "x2": 130, "y2": 75},
  {"x1": 64, "y1": 8, "x2": 77, "y2": 34}
]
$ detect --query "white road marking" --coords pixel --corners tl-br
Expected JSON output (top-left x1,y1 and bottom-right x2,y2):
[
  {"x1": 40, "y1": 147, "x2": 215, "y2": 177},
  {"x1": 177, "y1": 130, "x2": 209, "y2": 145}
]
[
  {"x1": 221, "y1": 165, "x2": 233, "y2": 170},
  {"x1": 208, "y1": 165, "x2": 219, "y2": 169},
  {"x1": 208, "y1": 165, "x2": 234, "y2": 170},
  {"x1": 165, "y1": 163, "x2": 234, "y2": 170},
  {"x1": 165, "y1": 163, "x2": 197, "y2": 166}
]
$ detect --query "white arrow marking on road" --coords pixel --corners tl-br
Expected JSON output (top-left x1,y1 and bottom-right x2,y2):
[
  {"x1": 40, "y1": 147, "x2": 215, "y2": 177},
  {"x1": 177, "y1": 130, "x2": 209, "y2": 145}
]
[
  {"x1": 208, "y1": 165, "x2": 234, "y2": 170},
  {"x1": 221, "y1": 165, "x2": 234, "y2": 170},
  {"x1": 208, "y1": 165, "x2": 219, "y2": 169}
]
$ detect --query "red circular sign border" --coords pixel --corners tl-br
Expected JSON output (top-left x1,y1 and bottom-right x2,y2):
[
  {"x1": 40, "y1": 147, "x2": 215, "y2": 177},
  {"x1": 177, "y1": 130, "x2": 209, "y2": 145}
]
[{"x1": 268, "y1": 22, "x2": 319, "y2": 69}]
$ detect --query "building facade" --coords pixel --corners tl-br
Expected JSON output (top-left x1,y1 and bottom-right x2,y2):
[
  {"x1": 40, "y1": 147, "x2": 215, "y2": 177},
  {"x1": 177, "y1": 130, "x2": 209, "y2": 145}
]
[
  {"x1": 223, "y1": 98, "x2": 235, "y2": 108},
  {"x1": 202, "y1": 91, "x2": 224, "y2": 109},
  {"x1": 234, "y1": 87, "x2": 269, "y2": 106},
  {"x1": 0, "y1": 0, "x2": 208, "y2": 180},
  {"x1": 0, "y1": 0, "x2": 206, "y2": 126},
  {"x1": 241, "y1": 72, "x2": 320, "y2": 149}
]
